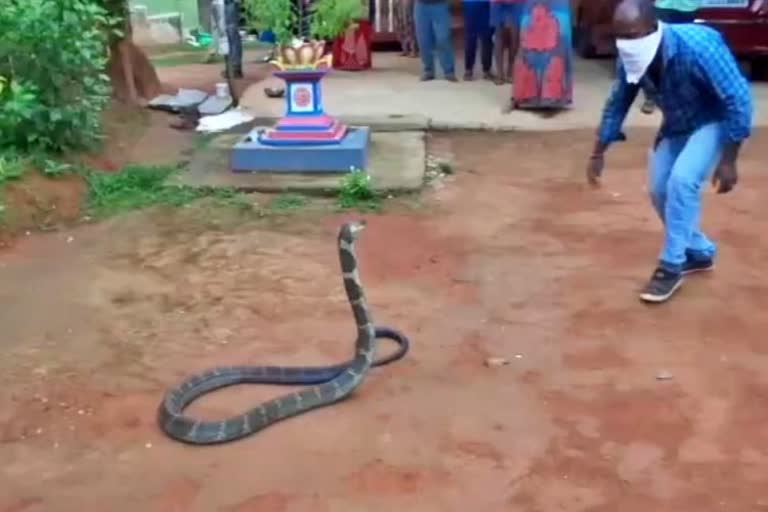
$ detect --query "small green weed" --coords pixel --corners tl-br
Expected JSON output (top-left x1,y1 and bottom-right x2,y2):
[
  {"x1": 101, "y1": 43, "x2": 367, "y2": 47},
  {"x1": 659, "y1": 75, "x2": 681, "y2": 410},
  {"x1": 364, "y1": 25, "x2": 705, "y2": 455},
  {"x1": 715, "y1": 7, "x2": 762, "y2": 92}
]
[
  {"x1": 270, "y1": 193, "x2": 308, "y2": 211},
  {"x1": 33, "y1": 156, "x2": 76, "y2": 178},
  {"x1": 337, "y1": 169, "x2": 381, "y2": 211},
  {"x1": 437, "y1": 161, "x2": 453, "y2": 174},
  {"x1": 0, "y1": 152, "x2": 26, "y2": 185}
]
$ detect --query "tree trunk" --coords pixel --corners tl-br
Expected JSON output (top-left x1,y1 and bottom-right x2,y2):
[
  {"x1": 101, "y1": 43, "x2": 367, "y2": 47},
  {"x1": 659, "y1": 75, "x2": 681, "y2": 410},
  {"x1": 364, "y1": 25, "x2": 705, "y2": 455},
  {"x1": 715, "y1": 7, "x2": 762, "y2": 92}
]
[{"x1": 104, "y1": 0, "x2": 162, "y2": 104}]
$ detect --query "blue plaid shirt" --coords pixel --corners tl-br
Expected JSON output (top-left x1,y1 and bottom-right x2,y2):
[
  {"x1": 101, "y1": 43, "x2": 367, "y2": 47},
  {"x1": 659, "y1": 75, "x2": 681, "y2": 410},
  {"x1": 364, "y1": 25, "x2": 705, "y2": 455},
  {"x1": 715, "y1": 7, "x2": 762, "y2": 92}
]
[{"x1": 597, "y1": 24, "x2": 753, "y2": 146}]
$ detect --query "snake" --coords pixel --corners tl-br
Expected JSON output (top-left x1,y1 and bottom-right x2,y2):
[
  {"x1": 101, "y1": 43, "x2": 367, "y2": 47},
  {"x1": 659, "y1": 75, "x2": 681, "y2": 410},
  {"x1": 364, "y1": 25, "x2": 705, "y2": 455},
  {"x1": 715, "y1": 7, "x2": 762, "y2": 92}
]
[{"x1": 157, "y1": 220, "x2": 410, "y2": 445}]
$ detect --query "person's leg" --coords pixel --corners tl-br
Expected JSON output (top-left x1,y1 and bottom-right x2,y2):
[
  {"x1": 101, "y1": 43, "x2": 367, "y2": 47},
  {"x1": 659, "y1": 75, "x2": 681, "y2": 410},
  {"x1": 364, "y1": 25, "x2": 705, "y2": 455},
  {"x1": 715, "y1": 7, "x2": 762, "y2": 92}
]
[
  {"x1": 432, "y1": 1, "x2": 456, "y2": 79},
  {"x1": 494, "y1": 25, "x2": 509, "y2": 85},
  {"x1": 406, "y1": 0, "x2": 419, "y2": 56},
  {"x1": 506, "y1": 5, "x2": 520, "y2": 83},
  {"x1": 479, "y1": 2, "x2": 494, "y2": 77},
  {"x1": 640, "y1": 136, "x2": 681, "y2": 302},
  {"x1": 394, "y1": 0, "x2": 408, "y2": 55},
  {"x1": 640, "y1": 123, "x2": 723, "y2": 302},
  {"x1": 662, "y1": 122, "x2": 721, "y2": 267},
  {"x1": 640, "y1": 88, "x2": 656, "y2": 114},
  {"x1": 463, "y1": 1, "x2": 479, "y2": 79},
  {"x1": 224, "y1": 0, "x2": 243, "y2": 76},
  {"x1": 414, "y1": 1, "x2": 436, "y2": 79}
]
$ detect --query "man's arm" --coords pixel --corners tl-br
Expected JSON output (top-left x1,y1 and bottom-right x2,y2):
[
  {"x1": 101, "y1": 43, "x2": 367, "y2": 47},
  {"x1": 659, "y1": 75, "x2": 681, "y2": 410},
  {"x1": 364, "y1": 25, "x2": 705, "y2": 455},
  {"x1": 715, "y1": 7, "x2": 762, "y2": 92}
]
[
  {"x1": 695, "y1": 33, "x2": 754, "y2": 165},
  {"x1": 593, "y1": 62, "x2": 640, "y2": 156}
]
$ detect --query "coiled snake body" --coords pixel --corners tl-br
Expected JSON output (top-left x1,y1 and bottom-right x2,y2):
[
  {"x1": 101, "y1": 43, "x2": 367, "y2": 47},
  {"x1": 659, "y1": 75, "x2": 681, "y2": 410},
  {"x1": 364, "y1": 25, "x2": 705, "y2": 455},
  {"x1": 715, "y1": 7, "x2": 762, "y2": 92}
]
[{"x1": 157, "y1": 220, "x2": 410, "y2": 445}]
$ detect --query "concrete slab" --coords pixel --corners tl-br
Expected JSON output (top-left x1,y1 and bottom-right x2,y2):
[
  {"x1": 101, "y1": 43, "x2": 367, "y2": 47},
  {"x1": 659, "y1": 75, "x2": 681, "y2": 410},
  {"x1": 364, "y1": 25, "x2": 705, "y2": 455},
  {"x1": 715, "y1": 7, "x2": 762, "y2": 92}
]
[
  {"x1": 174, "y1": 131, "x2": 424, "y2": 193},
  {"x1": 240, "y1": 53, "x2": 768, "y2": 131},
  {"x1": 230, "y1": 126, "x2": 371, "y2": 173}
]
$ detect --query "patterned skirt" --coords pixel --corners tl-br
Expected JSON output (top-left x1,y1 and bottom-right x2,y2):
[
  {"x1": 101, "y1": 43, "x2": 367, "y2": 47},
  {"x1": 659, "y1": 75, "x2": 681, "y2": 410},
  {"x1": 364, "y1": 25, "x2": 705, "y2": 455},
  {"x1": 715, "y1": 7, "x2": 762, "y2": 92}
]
[{"x1": 511, "y1": 0, "x2": 573, "y2": 109}]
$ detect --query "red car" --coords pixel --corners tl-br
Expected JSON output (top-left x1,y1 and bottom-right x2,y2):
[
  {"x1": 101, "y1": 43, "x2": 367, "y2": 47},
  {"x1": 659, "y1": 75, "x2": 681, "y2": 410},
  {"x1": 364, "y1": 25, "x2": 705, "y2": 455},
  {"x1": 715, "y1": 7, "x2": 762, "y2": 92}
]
[
  {"x1": 573, "y1": 0, "x2": 768, "y2": 69},
  {"x1": 696, "y1": 0, "x2": 768, "y2": 60}
]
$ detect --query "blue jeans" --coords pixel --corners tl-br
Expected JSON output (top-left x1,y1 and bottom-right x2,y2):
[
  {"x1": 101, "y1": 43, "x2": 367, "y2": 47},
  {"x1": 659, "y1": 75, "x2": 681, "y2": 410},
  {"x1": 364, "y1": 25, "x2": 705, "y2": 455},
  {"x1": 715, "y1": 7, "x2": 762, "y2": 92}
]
[
  {"x1": 463, "y1": 1, "x2": 493, "y2": 73},
  {"x1": 414, "y1": 0, "x2": 455, "y2": 77},
  {"x1": 650, "y1": 122, "x2": 722, "y2": 273}
]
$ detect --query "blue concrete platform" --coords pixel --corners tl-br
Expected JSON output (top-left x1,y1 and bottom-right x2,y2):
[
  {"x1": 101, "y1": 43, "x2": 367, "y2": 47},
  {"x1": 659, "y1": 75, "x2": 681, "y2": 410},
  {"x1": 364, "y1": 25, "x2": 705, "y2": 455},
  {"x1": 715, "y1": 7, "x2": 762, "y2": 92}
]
[{"x1": 230, "y1": 126, "x2": 371, "y2": 173}]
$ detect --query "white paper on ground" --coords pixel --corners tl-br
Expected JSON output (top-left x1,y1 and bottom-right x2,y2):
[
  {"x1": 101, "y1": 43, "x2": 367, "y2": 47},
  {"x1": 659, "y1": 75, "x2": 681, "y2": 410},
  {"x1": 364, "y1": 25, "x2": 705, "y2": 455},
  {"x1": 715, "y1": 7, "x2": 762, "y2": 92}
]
[{"x1": 195, "y1": 107, "x2": 255, "y2": 133}]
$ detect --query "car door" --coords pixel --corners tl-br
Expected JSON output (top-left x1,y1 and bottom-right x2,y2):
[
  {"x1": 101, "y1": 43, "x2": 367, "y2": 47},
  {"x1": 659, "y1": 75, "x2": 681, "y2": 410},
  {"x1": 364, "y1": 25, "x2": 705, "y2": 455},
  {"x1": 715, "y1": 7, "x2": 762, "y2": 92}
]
[{"x1": 696, "y1": 0, "x2": 768, "y2": 57}]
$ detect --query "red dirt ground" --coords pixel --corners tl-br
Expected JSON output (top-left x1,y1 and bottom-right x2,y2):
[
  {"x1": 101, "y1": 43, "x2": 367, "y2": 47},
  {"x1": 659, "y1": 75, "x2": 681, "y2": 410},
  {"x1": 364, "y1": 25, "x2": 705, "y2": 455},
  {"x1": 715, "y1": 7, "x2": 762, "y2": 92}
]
[{"x1": 1, "y1": 129, "x2": 768, "y2": 511}]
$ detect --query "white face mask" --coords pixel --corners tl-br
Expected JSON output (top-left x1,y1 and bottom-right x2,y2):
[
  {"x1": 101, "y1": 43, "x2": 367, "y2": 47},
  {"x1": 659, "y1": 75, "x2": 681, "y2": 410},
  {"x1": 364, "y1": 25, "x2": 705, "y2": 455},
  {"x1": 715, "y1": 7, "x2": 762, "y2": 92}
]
[{"x1": 615, "y1": 22, "x2": 664, "y2": 84}]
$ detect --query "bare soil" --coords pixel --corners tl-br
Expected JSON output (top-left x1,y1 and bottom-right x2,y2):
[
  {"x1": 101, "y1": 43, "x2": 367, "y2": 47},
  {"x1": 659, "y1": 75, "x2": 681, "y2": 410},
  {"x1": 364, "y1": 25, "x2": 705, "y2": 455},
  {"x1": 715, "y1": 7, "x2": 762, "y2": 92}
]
[{"x1": 2, "y1": 129, "x2": 768, "y2": 512}]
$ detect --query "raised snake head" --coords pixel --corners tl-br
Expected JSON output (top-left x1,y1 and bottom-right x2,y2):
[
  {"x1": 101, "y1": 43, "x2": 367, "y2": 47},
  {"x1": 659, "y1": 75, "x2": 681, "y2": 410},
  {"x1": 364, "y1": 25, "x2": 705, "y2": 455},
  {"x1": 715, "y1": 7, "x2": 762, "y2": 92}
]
[{"x1": 339, "y1": 220, "x2": 367, "y2": 245}]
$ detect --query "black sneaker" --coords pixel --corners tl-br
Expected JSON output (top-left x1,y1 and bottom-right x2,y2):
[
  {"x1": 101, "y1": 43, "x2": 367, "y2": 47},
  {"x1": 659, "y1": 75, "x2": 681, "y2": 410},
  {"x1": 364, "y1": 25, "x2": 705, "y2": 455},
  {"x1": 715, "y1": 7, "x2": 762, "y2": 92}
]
[
  {"x1": 682, "y1": 257, "x2": 714, "y2": 275},
  {"x1": 420, "y1": 73, "x2": 435, "y2": 82},
  {"x1": 641, "y1": 98, "x2": 656, "y2": 114},
  {"x1": 639, "y1": 267, "x2": 683, "y2": 303}
]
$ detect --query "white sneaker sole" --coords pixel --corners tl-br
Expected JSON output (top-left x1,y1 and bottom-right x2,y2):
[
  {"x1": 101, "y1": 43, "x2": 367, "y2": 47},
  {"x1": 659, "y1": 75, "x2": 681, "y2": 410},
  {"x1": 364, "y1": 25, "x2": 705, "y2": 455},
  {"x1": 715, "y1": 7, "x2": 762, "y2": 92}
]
[{"x1": 640, "y1": 278, "x2": 684, "y2": 303}]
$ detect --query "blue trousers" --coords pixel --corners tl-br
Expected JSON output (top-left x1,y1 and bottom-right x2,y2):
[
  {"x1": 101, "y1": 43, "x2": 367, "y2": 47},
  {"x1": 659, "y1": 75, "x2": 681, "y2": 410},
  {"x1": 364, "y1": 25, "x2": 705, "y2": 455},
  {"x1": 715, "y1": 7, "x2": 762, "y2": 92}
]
[
  {"x1": 650, "y1": 122, "x2": 722, "y2": 272},
  {"x1": 414, "y1": 0, "x2": 455, "y2": 77},
  {"x1": 463, "y1": 1, "x2": 493, "y2": 73}
]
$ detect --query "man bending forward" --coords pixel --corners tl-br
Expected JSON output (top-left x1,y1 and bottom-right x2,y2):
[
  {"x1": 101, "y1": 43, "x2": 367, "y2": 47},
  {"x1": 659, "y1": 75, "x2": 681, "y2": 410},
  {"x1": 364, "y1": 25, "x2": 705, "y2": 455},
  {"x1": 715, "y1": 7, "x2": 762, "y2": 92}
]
[{"x1": 587, "y1": 0, "x2": 753, "y2": 303}]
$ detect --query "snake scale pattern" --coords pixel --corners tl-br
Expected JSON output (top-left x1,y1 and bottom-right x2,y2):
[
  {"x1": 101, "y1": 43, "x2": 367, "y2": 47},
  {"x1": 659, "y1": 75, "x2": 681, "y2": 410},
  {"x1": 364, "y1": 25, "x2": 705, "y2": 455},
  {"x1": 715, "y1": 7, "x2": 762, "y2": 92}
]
[{"x1": 157, "y1": 220, "x2": 410, "y2": 445}]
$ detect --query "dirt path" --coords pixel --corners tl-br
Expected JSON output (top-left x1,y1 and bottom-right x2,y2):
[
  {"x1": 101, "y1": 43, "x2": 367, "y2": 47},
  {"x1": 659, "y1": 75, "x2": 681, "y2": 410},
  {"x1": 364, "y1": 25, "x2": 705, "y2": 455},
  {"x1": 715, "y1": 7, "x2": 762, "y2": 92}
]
[{"x1": 2, "y1": 129, "x2": 768, "y2": 512}]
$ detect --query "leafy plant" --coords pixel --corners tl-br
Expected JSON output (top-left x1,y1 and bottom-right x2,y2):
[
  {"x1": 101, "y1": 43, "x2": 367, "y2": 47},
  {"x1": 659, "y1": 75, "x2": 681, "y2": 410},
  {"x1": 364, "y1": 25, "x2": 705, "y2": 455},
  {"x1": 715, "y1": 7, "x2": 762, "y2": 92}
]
[
  {"x1": 0, "y1": 0, "x2": 115, "y2": 153},
  {"x1": 337, "y1": 168, "x2": 380, "y2": 210},
  {"x1": 244, "y1": 0, "x2": 298, "y2": 45},
  {"x1": 244, "y1": 0, "x2": 364, "y2": 45},
  {"x1": 311, "y1": 0, "x2": 364, "y2": 41}
]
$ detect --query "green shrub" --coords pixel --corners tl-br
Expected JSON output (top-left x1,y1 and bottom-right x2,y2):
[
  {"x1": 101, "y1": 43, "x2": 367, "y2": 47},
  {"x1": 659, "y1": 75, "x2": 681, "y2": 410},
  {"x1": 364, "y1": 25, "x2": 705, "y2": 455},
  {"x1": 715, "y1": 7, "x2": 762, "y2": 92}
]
[
  {"x1": 244, "y1": 0, "x2": 364, "y2": 45},
  {"x1": 0, "y1": 0, "x2": 114, "y2": 153},
  {"x1": 338, "y1": 168, "x2": 380, "y2": 210}
]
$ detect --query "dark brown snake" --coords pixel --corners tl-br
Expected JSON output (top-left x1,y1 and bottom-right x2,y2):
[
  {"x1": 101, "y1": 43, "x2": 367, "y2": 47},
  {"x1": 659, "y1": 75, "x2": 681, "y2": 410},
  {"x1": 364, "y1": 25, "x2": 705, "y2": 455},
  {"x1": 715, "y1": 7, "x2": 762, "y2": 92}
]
[{"x1": 157, "y1": 220, "x2": 410, "y2": 445}]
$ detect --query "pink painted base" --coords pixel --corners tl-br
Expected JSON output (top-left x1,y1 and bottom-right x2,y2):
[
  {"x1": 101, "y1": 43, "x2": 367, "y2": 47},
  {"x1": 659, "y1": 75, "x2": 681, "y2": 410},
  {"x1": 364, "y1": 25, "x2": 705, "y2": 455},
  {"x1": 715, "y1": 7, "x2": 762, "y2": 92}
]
[
  {"x1": 259, "y1": 118, "x2": 348, "y2": 144},
  {"x1": 275, "y1": 114, "x2": 336, "y2": 130}
]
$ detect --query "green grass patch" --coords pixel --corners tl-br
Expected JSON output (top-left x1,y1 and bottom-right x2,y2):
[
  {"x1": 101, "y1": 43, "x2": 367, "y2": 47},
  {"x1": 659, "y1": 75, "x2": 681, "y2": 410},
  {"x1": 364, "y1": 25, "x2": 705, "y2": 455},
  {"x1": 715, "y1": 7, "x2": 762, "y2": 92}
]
[
  {"x1": 0, "y1": 151, "x2": 28, "y2": 223},
  {"x1": 151, "y1": 53, "x2": 222, "y2": 68},
  {"x1": 145, "y1": 40, "x2": 270, "y2": 56},
  {"x1": 83, "y1": 164, "x2": 253, "y2": 218},
  {"x1": 269, "y1": 192, "x2": 308, "y2": 211}
]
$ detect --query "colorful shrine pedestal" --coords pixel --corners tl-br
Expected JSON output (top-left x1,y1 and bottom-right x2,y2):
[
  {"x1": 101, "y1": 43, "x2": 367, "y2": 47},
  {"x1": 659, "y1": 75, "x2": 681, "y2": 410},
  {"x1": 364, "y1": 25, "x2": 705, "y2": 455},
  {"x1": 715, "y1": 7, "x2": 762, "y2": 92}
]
[
  {"x1": 258, "y1": 69, "x2": 347, "y2": 146},
  {"x1": 231, "y1": 67, "x2": 370, "y2": 173}
]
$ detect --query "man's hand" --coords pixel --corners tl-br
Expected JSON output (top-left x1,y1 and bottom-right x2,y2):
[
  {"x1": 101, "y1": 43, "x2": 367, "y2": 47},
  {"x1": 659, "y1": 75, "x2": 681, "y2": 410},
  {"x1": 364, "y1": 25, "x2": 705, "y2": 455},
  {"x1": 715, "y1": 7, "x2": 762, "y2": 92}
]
[
  {"x1": 586, "y1": 154, "x2": 605, "y2": 187},
  {"x1": 751, "y1": 0, "x2": 767, "y2": 15},
  {"x1": 712, "y1": 160, "x2": 738, "y2": 194}
]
